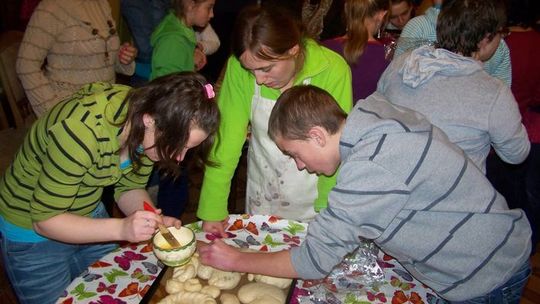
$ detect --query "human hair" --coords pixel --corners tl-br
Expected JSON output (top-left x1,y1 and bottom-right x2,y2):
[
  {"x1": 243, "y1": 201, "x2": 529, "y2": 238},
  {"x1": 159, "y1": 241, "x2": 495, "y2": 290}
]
[
  {"x1": 172, "y1": 0, "x2": 209, "y2": 19},
  {"x1": 343, "y1": 0, "x2": 389, "y2": 64},
  {"x1": 231, "y1": 5, "x2": 306, "y2": 66},
  {"x1": 436, "y1": 0, "x2": 506, "y2": 57},
  {"x1": 390, "y1": 0, "x2": 412, "y2": 4},
  {"x1": 506, "y1": 0, "x2": 535, "y2": 28},
  {"x1": 122, "y1": 72, "x2": 220, "y2": 177},
  {"x1": 268, "y1": 85, "x2": 347, "y2": 141}
]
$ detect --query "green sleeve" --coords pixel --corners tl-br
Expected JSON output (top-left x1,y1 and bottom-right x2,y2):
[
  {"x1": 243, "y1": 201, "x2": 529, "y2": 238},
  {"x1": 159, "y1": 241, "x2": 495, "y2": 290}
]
[
  {"x1": 114, "y1": 158, "x2": 154, "y2": 202},
  {"x1": 151, "y1": 34, "x2": 195, "y2": 80},
  {"x1": 197, "y1": 57, "x2": 253, "y2": 221},
  {"x1": 31, "y1": 119, "x2": 97, "y2": 222},
  {"x1": 311, "y1": 50, "x2": 353, "y2": 212}
]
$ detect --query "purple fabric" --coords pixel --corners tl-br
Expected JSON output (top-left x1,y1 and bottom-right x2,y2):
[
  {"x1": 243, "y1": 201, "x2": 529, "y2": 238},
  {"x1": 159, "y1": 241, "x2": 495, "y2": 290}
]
[{"x1": 322, "y1": 38, "x2": 390, "y2": 103}]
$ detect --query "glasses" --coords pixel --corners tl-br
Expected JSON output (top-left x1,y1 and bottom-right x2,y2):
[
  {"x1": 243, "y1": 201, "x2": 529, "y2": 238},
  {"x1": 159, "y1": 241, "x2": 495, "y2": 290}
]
[{"x1": 497, "y1": 27, "x2": 510, "y2": 38}]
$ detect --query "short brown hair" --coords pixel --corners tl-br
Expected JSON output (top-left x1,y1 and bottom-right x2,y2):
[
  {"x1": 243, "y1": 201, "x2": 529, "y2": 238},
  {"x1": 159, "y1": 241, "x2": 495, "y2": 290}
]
[
  {"x1": 436, "y1": 0, "x2": 506, "y2": 56},
  {"x1": 268, "y1": 85, "x2": 347, "y2": 141}
]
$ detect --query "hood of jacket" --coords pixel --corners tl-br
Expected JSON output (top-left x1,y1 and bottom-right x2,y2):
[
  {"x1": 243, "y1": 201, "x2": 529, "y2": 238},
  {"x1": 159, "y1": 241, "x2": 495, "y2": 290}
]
[
  {"x1": 151, "y1": 11, "x2": 196, "y2": 47},
  {"x1": 399, "y1": 45, "x2": 483, "y2": 88}
]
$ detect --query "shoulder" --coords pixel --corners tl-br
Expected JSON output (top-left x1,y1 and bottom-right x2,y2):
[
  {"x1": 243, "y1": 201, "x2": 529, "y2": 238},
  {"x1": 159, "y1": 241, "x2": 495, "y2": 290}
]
[
  {"x1": 305, "y1": 39, "x2": 349, "y2": 72},
  {"x1": 400, "y1": 8, "x2": 438, "y2": 39}
]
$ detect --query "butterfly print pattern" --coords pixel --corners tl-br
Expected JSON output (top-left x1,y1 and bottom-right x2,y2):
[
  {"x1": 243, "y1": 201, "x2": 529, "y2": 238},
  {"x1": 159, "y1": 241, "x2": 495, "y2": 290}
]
[{"x1": 58, "y1": 215, "x2": 438, "y2": 304}]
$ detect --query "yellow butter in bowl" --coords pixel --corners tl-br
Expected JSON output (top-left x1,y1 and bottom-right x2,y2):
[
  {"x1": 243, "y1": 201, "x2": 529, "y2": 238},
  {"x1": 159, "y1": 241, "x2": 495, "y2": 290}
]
[{"x1": 152, "y1": 226, "x2": 196, "y2": 267}]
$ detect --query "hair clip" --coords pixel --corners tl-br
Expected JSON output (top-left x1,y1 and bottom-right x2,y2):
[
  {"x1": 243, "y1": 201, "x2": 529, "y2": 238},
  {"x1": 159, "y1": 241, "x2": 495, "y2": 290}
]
[{"x1": 204, "y1": 83, "x2": 215, "y2": 99}]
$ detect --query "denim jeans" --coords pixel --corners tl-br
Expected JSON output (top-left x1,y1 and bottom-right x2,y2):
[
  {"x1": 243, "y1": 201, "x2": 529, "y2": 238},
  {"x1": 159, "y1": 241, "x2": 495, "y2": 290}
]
[
  {"x1": 450, "y1": 260, "x2": 531, "y2": 304},
  {"x1": 0, "y1": 203, "x2": 117, "y2": 304}
]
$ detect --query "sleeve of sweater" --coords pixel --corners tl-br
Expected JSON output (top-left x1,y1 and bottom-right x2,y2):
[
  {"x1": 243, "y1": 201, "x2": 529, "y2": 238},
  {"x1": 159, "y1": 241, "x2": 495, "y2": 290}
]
[
  {"x1": 16, "y1": 2, "x2": 62, "y2": 116},
  {"x1": 290, "y1": 159, "x2": 409, "y2": 279},
  {"x1": 489, "y1": 84, "x2": 530, "y2": 164},
  {"x1": 113, "y1": 158, "x2": 154, "y2": 202},
  {"x1": 196, "y1": 24, "x2": 220, "y2": 55},
  {"x1": 31, "y1": 118, "x2": 97, "y2": 222},
  {"x1": 395, "y1": 15, "x2": 434, "y2": 58},
  {"x1": 151, "y1": 33, "x2": 195, "y2": 79},
  {"x1": 483, "y1": 40, "x2": 512, "y2": 87},
  {"x1": 196, "y1": 56, "x2": 253, "y2": 221}
]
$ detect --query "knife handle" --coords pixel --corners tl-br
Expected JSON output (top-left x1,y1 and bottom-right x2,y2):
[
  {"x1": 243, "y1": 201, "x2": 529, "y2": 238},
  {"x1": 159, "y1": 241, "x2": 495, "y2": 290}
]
[{"x1": 143, "y1": 201, "x2": 155, "y2": 213}]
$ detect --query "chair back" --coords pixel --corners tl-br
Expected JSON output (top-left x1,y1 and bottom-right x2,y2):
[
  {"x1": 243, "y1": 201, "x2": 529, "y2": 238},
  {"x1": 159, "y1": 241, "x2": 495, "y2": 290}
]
[{"x1": 0, "y1": 31, "x2": 35, "y2": 128}]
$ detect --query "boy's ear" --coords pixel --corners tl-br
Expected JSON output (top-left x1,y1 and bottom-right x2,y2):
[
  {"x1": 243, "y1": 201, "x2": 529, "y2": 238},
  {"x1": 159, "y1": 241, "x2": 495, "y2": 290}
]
[{"x1": 308, "y1": 126, "x2": 326, "y2": 147}]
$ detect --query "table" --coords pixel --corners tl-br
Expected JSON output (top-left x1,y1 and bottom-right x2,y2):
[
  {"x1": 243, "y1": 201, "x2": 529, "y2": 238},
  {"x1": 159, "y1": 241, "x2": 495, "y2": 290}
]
[{"x1": 57, "y1": 214, "x2": 443, "y2": 304}]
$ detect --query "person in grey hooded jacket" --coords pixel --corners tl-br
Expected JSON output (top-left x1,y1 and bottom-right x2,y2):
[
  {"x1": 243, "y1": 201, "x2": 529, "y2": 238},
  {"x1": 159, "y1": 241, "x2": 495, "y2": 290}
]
[
  {"x1": 394, "y1": 0, "x2": 512, "y2": 86},
  {"x1": 199, "y1": 85, "x2": 532, "y2": 302},
  {"x1": 377, "y1": 0, "x2": 529, "y2": 173}
]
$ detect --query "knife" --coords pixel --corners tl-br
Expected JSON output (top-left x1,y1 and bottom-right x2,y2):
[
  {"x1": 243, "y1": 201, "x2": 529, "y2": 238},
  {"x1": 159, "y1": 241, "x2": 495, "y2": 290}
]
[{"x1": 143, "y1": 201, "x2": 181, "y2": 248}]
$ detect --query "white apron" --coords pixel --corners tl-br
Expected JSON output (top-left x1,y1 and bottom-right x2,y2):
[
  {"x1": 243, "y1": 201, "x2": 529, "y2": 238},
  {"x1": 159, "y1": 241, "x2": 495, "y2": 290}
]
[{"x1": 246, "y1": 81, "x2": 318, "y2": 221}]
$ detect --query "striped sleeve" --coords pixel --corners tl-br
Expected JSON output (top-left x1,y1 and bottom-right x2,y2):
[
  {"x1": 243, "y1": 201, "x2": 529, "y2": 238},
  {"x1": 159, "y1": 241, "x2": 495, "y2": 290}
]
[
  {"x1": 483, "y1": 40, "x2": 512, "y2": 86},
  {"x1": 113, "y1": 158, "x2": 154, "y2": 202},
  {"x1": 31, "y1": 118, "x2": 98, "y2": 222}
]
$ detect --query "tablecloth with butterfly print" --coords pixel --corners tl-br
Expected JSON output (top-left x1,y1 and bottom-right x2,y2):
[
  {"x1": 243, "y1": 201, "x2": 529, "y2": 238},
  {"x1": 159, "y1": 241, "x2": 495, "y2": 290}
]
[
  {"x1": 56, "y1": 214, "x2": 445, "y2": 303},
  {"x1": 56, "y1": 240, "x2": 164, "y2": 304}
]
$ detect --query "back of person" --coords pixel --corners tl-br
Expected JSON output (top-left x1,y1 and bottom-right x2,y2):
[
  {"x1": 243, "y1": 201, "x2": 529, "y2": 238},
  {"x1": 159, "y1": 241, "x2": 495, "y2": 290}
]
[
  {"x1": 336, "y1": 92, "x2": 532, "y2": 301},
  {"x1": 377, "y1": 0, "x2": 529, "y2": 173},
  {"x1": 395, "y1": 0, "x2": 512, "y2": 86}
]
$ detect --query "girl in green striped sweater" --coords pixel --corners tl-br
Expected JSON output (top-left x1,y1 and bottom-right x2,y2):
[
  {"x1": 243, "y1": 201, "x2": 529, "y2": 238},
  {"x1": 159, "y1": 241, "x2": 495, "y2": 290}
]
[{"x1": 0, "y1": 72, "x2": 219, "y2": 304}]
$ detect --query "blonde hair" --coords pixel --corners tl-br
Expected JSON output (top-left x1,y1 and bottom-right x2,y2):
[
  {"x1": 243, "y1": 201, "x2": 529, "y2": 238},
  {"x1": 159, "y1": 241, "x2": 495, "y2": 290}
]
[{"x1": 343, "y1": 0, "x2": 389, "y2": 64}]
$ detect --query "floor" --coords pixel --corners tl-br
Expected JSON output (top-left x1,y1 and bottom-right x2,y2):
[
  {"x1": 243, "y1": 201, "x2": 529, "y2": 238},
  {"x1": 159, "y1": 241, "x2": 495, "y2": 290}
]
[{"x1": 0, "y1": 126, "x2": 538, "y2": 303}]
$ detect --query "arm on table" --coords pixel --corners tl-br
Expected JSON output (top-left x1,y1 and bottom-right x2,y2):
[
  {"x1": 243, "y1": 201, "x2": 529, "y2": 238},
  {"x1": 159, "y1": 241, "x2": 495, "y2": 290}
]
[{"x1": 198, "y1": 239, "x2": 298, "y2": 278}]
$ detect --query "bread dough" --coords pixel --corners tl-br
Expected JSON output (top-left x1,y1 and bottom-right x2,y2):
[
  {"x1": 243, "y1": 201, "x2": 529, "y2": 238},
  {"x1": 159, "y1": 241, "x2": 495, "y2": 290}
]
[{"x1": 237, "y1": 282, "x2": 286, "y2": 304}]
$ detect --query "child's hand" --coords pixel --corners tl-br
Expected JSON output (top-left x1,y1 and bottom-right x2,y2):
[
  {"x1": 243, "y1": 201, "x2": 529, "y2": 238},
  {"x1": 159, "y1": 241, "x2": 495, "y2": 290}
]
[
  {"x1": 118, "y1": 42, "x2": 138, "y2": 65},
  {"x1": 198, "y1": 239, "x2": 241, "y2": 271},
  {"x1": 121, "y1": 210, "x2": 160, "y2": 243},
  {"x1": 202, "y1": 218, "x2": 229, "y2": 238},
  {"x1": 194, "y1": 48, "x2": 207, "y2": 71},
  {"x1": 162, "y1": 215, "x2": 182, "y2": 229}
]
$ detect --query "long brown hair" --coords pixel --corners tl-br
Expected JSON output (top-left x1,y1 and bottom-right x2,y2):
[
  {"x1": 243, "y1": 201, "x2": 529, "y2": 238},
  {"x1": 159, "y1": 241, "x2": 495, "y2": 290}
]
[
  {"x1": 123, "y1": 72, "x2": 220, "y2": 177},
  {"x1": 343, "y1": 0, "x2": 389, "y2": 64}
]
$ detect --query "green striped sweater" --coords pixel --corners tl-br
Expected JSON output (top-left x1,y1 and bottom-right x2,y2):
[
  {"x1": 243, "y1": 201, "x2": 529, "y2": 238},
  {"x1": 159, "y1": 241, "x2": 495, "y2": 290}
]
[{"x1": 0, "y1": 82, "x2": 153, "y2": 229}]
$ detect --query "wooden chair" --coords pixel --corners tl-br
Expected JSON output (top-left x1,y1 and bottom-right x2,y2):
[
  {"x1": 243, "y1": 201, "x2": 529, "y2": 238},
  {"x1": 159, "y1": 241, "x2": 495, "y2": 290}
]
[{"x1": 0, "y1": 31, "x2": 35, "y2": 128}]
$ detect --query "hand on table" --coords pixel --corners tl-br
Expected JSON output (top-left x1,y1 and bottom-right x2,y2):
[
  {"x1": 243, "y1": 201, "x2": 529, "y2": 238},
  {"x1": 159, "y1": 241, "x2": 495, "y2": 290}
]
[
  {"x1": 118, "y1": 42, "x2": 138, "y2": 65},
  {"x1": 202, "y1": 218, "x2": 229, "y2": 238},
  {"x1": 198, "y1": 239, "x2": 241, "y2": 272}
]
